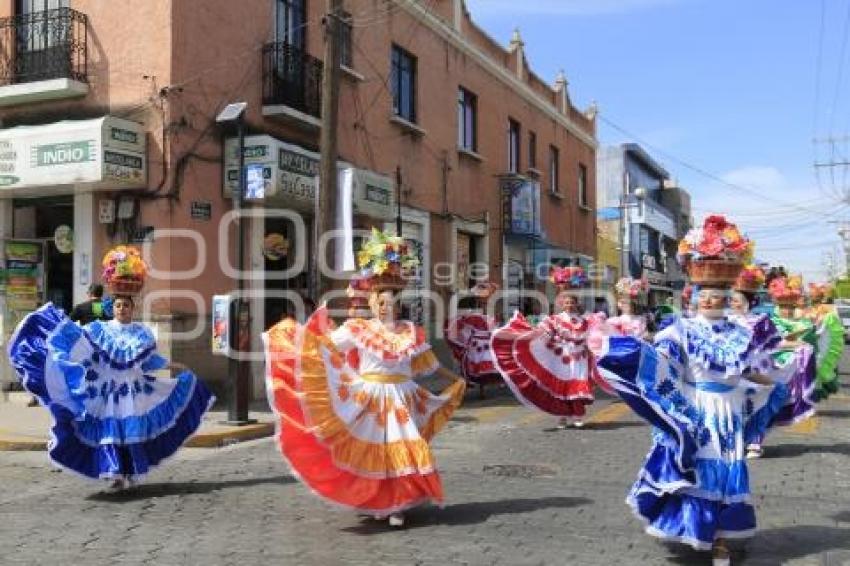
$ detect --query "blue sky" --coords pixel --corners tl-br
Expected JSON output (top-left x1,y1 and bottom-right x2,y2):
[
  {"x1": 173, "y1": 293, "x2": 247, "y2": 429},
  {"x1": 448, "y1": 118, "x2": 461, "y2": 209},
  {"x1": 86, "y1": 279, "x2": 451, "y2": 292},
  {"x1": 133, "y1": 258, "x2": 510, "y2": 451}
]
[{"x1": 465, "y1": 0, "x2": 850, "y2": 282}]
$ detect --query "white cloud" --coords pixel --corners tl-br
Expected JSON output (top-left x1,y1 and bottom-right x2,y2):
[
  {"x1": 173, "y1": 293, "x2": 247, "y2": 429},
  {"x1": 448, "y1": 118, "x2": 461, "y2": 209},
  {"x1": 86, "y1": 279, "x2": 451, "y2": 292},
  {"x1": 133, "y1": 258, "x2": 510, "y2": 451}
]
[
  {"x1": 688, "y1": 165, "x2": 844, "y2": 282},
  {"x1": 465, "y1": 0, "x2": 682, "y2": 17}
]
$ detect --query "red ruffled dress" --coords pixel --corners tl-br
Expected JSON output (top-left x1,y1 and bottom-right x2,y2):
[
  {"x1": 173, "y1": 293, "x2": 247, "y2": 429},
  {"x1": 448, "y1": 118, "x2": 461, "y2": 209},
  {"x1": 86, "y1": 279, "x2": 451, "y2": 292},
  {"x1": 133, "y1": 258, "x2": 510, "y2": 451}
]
[
  {"x1": 444, "y1": 312, "x2": 501, "y2": 386},
  {"x1": 491, "y1": 312, "x2": 609, "y2": 416}
]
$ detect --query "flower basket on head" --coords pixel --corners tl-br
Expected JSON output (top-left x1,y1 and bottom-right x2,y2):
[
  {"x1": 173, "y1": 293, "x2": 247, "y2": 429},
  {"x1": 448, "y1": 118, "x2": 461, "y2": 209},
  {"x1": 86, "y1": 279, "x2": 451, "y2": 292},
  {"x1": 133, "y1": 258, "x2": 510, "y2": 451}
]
[
  {"x1": 356, "y1": 228, "x2": 419, "y2": 292},
  {"x1": 677, "y1": 215, "x2": 752, "y2": 287},
  {"x1": 733, "y1": 265, "x2": 766, "y2": 293},
  {"x1": 768, "y1": 274, "x2": 803, "y2": 307},
  {"x1": 550, "y1": 265, "x2": 586, "y2": 290},
  {"x1": 615, "y1": 277, "x2": 648, "y2": 300},
  {"x1": 102, "y1": 245, "x2": 147, "y2": 297}
]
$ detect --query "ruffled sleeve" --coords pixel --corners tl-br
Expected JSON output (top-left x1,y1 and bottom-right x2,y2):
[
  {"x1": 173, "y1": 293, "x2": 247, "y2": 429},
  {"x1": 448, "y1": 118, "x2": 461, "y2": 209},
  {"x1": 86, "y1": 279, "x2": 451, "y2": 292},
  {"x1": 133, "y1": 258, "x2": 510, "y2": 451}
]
[
  {"x1": 410, "y1": 326, "x2": 439, "y2": 377},
  {"x1": 330, "y1": 322, "x2": 356, "y2": 351}
]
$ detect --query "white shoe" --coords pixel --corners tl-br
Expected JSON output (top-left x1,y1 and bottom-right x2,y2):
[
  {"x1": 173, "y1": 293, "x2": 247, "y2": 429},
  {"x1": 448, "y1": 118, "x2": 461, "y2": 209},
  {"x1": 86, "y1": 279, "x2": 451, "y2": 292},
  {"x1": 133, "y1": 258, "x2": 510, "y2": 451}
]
[
  {"x1": 106, "y1": 478, "x2": 126, "y2": 493},
  {"x1": 712, "y1": 558, "x2": 730, "y2": 566},
  {"x1": 556, "y1": 418, "x2": 569, "y2": 430},
  {"x1": 746, "y1": 445, "x2": 763, "y2": 459},
  {"x1": 573, "y1": 420, "x2": 584, "y2": 428},
  {"x1": 388, "y1": 513, "x2": 405, "y2": 527}
]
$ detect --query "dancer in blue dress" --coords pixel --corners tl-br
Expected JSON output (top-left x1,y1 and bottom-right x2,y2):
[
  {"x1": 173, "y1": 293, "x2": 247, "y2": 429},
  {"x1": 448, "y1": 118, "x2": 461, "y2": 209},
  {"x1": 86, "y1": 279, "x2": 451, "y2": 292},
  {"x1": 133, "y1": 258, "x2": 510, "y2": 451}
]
[
  {"x1": 6, "y1": 246, "x2": 214, "y2": 491},
  {"x1": 595, "y1": 216, "x2": 788, "y2": 565}
]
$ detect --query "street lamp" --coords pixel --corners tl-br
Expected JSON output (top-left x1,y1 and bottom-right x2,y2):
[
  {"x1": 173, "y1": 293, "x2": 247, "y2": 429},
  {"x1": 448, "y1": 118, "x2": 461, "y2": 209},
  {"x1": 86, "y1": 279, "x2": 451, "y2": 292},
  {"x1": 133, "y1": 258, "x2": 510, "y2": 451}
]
[
  {"x1": 215, "y1": 102, "x2": 255, "y2": 426},
  {"x1": 618, "y1": 186, "x2": 646, "y2": 279}
]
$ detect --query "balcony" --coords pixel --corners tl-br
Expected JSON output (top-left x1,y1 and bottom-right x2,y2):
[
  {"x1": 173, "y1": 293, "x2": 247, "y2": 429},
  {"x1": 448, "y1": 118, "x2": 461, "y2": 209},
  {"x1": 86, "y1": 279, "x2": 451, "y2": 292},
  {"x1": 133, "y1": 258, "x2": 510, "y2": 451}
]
[
  {"x1": 0, "y1": 8, "x2": 88, "y2": 107},
  {"x1": 261, "y1": 42, "x2": 322, "y2": 129}
]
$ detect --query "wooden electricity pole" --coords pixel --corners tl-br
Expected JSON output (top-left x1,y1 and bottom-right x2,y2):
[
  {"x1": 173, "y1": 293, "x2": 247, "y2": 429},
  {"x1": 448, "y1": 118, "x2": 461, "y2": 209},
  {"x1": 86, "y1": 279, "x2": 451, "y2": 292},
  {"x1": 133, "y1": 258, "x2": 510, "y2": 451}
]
[{"x1": 315, "y1": 0, "x2": 342, "y2": 301}]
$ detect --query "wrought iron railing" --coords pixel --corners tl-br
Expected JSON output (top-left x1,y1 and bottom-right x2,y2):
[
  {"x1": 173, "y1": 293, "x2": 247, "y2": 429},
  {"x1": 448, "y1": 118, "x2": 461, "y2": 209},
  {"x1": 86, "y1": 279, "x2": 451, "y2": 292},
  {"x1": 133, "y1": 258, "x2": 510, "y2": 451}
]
[
  {"x1": 262, "y1": 42, "x2": 322, "y2": 119},
  {"x1": 0, "y1": 8, "x2": 88, "y2": 87}
]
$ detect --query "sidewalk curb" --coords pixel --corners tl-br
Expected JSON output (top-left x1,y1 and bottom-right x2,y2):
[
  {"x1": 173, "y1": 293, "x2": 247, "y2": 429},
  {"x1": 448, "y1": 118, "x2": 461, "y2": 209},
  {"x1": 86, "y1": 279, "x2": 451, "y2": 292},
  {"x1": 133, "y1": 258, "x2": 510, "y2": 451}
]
[
  {"x1": 0, "y1": 436, "x2": 47, "y2": 451},
  {"x1": 185, "y1": 422, "x2": 276, "y2": 448},
  {"x1": 0, "y1": 422, "x2": 275, "y2": 451}
]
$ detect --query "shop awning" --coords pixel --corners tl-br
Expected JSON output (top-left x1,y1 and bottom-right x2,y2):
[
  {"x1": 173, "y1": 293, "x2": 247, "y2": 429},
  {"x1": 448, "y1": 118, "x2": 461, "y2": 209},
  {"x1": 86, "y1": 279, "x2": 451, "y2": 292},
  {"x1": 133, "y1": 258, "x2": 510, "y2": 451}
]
[{"x1": 0, "y1": 116, "x2": 147, "y2": 197}]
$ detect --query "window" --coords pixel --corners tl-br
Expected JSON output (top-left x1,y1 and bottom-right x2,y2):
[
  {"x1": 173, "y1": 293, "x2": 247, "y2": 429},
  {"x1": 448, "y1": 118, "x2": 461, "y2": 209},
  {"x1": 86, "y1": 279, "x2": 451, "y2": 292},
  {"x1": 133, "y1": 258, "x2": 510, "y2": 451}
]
[
  {"x1": 578, "y1": 163, "x2": 588, "y2": 207},
  {"x1": 275, "y1": 0, "x2": 306, "y2": 48},
  {"x1": 339, "y1": 11, "x2": 353, "y2": 68},
  {"x1": 391, "y1": 45, "x2": 417, "y2": 123},
  {"x1": 508, "y1": 119, "x2": 521, "y2": 173},
  {"x1": 549, "y1": 145, "x2": 560, "y2": 194},
  {"x1": 529, "y1": 131, "x2": 537, "y2": 170},
  {"x1": 457, "y1": 87, "x2": 477, "y2": 152}
]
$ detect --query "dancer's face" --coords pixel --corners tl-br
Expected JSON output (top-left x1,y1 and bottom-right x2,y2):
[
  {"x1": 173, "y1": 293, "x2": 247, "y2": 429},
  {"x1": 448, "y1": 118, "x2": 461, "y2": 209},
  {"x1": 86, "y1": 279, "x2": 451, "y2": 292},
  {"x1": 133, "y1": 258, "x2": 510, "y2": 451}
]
[
  {"x1": 697, "y1": 288, "x2": 727, "y2": 318},
  {"x1": 617, "y1": 297, "x2": 633, "y2": 315},
  {"x1": 556, "y1": 293, "x2": 579, "y2": 314},
  {"x1": 369, "y1": 291, "x2": 397, "y2": 323},
  {"x1": 113, "y1": 296, "x2": 134, "y2": 324},
  {"x1": 729, "y1": 291, "x2": 748, "y2": 315}
]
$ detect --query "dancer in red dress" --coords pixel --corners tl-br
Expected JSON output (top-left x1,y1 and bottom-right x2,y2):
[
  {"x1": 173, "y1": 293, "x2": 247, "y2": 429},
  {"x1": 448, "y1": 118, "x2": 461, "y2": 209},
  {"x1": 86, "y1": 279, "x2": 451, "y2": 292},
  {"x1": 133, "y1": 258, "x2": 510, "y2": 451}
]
[
  {"x1": 445, "y1": 281, "x2": 502, "y2": 397},
  {"x1": 491, "y1": 266, "x2": 609, "y2": 429}
]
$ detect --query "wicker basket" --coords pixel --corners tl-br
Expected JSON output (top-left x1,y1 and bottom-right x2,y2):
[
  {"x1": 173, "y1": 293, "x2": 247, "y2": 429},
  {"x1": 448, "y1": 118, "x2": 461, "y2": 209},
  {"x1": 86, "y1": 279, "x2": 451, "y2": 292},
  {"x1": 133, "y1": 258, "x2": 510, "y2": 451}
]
[
  {"x1": 369, "y1": 272, "x2": 408, "y2": 291},
  {"x1": 773, "y1": 296, "x2": 800, "y2": 307},
  {"x1": 733, "y1": 280, "x2": 761, "y2": 293},
  {"x1": 107, "y1": 277, "x2": 144, "y2": 296},
  {"x1": 687, "y1": 258, "x2": 743, "y2": 287}
]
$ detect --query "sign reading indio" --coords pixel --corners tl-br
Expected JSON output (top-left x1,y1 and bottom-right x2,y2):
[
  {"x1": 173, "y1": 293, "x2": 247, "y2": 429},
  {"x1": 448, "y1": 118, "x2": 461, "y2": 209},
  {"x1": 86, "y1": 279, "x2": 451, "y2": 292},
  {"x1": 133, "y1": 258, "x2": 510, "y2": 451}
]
[{"x1": 0, "y1": 116, "x2": 147, "y2": 194}]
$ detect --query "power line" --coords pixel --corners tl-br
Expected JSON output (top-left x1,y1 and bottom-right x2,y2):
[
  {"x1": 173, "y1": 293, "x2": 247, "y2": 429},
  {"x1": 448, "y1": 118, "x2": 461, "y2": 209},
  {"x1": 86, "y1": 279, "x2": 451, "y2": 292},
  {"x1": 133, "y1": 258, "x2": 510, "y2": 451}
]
[{"x1": 598, "y1": 112, "x2": 843, "y2": 215}]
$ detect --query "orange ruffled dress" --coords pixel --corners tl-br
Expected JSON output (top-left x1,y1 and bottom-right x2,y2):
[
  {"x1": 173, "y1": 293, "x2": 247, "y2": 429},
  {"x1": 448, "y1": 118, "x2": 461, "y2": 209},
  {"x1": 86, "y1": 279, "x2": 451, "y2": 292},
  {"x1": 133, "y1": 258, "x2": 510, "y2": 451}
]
[{"x1": 263, "y1": 308, "x2": 465, "y2": 515}]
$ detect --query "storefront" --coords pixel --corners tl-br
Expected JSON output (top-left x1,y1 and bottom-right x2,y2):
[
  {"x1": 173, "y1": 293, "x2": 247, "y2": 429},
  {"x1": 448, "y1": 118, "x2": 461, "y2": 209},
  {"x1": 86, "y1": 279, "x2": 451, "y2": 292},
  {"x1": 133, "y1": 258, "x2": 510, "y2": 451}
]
[{"x1": 0, "y1": 116, "x2": 147, "y2": 390}]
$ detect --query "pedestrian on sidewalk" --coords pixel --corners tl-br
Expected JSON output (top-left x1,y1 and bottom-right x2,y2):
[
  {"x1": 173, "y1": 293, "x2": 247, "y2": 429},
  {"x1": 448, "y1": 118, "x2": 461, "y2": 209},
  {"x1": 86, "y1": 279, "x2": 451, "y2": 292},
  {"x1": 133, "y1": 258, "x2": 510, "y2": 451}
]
[
  {"x1": 596, "y1": 215, "x2": 789, "y2": 565},
  {"x1": 6, "y1": 245, "x2": 214, "y2": 493},
  {"x1": 490, "y1": 264, "x2": 611, "y2": 430},
  {"x1": 263, "y1": 228, "x2": 465, "y2": 528},
  {"x1": 69, "y1": 283, "x2": 111, "y2": 325}
]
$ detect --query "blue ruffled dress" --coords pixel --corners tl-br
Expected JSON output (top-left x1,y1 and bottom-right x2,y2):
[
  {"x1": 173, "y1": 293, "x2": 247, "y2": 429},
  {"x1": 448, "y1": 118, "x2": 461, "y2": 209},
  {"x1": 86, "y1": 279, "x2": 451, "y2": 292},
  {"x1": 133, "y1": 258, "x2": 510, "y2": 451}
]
[
  {"x1": 597, "y1": 315, "x2": 788, "y2": 551},
  {"x1": 7, "y1": 304, "x2": 214, "y2": 482}
]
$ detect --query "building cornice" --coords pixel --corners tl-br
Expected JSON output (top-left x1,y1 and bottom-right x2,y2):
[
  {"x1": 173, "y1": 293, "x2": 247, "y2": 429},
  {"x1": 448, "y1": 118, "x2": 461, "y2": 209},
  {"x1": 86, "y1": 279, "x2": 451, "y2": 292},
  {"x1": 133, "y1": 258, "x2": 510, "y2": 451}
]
[{"x1": 397, "y1": 1, "x2": 598, "y2": 149}]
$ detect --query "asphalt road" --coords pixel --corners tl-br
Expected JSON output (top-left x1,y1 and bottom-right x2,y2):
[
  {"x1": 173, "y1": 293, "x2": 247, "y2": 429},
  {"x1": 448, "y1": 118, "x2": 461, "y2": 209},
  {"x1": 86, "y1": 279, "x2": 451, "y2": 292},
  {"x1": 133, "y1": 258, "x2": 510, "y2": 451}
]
[{"x1": 2, "y1": 357, "x2": 850, "y2": 565}]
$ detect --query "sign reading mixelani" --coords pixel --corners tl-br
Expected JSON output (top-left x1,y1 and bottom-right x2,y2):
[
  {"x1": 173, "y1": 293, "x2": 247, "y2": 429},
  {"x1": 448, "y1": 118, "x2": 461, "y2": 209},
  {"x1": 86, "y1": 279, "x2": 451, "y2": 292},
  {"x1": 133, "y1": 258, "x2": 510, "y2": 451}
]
[{"x1": 0, "y1": 116, "x2": 147, "y2": 192}]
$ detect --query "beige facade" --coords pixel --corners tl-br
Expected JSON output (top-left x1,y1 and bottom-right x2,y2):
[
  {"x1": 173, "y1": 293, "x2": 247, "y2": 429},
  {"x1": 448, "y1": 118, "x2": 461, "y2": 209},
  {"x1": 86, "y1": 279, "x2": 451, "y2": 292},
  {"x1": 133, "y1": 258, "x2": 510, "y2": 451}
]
[{"x1": 0, "y1": 0, "x2": 597, "y2": 400}]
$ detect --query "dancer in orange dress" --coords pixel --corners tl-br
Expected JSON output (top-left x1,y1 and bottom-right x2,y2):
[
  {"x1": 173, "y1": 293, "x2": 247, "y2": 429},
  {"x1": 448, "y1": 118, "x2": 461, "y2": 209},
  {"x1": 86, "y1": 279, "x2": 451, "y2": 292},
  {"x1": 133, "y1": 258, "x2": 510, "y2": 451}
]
[{"x1": 263, "y1": 229, "x2": 465, "y2": 527}]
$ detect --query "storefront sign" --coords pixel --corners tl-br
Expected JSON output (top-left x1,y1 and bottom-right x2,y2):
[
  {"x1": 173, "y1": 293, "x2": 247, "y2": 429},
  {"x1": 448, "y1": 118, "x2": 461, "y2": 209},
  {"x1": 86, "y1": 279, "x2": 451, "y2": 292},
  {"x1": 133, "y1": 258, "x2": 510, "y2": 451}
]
[
  {"x1": 54, "y1": 225, "x2": 74, "y2": 254},
  {"x1": 263, "y1": 233, "x2": 290, "y2": 261},
  {"x1": 211, "y1": 295, "x2": 230, "y2": 355},
  {"x1": 0, "y1": 116, "x2": 147, "y2": 192},
  {"x1": 190, "y1": 201, "x2": 212, "y2": 221},
  {"x1": 224, "y1": 135, "x2": 394, "y2": 220},
  {"x1": 3, "y1": 241, "x2": 43, "y2": 312},
  {"x1": 99, "y1": 199, "x2": 116, "y2": 223},
  {"x1": 641, "y1": 253, "x2": 657, "y2": 270},
  {"x1": 501, "y1": 177, "x2": 541, "y2": 236}
]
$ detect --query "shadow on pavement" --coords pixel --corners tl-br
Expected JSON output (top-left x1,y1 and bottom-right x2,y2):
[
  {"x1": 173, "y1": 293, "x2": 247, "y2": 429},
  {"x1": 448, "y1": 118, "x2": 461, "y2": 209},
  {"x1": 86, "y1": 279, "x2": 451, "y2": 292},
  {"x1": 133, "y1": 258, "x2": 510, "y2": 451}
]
[
  {"x1": 745, "y1": 525, "x2": 850, "y2": 561},
  {"x1": 86, "y1": 474, "x2": 295, "y2": 502},
  {"x1": 762, "y1": 443, "x2": 850, "y2": 459},
  {"x1": 814, "y1": 409, "x2": 850, "y2": 419},
  {"x1": 539, "y1": 421, "x2": 645, "y2": 433},
  {"x1": 343, "y1": 496, "x2": 592, "y2": 533}
]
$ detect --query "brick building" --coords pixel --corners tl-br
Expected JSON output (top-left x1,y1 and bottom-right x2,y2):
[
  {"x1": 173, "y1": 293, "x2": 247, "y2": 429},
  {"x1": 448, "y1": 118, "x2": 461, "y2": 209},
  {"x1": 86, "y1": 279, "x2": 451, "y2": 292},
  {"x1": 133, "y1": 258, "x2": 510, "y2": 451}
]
[{"x1": 0, "y1": 0, "x2": 597, "y2": 400}]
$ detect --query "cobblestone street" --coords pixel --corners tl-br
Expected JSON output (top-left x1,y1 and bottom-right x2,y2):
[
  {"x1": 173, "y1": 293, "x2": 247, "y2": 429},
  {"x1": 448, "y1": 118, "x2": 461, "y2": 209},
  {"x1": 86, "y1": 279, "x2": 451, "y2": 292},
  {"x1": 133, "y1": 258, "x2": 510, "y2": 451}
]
[{"x1": 2, "y1": 364, "x2": 850, "y2": 565}]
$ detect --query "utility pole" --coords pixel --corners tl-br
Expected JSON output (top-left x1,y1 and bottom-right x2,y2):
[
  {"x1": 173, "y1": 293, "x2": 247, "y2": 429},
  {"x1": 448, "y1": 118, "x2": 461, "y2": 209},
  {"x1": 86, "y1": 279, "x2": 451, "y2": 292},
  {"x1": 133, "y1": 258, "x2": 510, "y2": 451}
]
[{"x1": 315, "y1": 0, "x2": 342, "y2": 301}]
